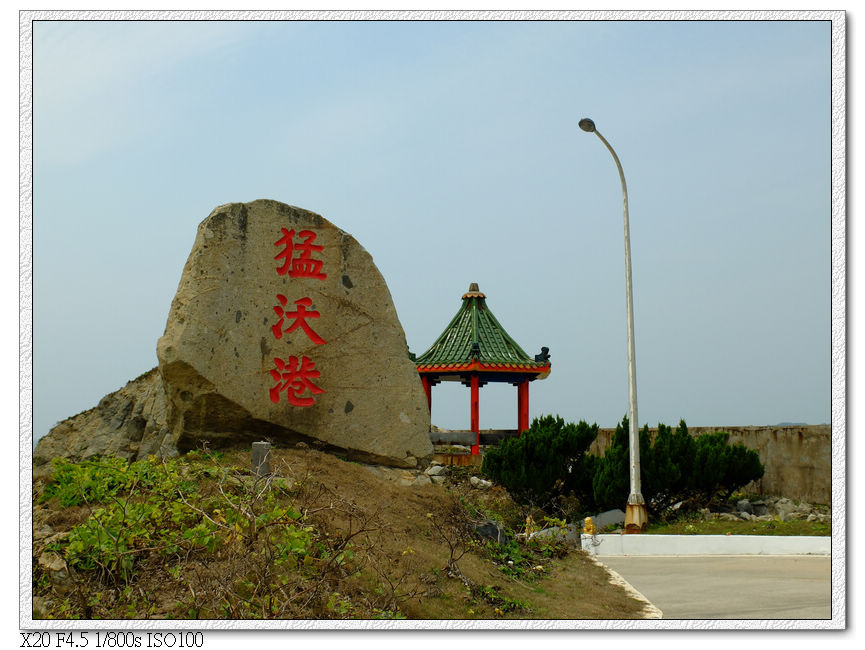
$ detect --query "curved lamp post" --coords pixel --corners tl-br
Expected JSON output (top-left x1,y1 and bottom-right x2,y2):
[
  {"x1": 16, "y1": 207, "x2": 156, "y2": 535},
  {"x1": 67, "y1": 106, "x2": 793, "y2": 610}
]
[{"x1": 578, "y1": 117, "x2": 648, "y2": 533}]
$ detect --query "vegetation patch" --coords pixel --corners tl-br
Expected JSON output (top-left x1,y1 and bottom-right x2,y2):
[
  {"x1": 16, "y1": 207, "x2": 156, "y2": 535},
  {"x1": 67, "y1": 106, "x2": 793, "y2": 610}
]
[
  {"x1": 483, "y1": 415, "x2": 765, "y2": 523},
  {"x1": 644, "y1": 514, "x2": 830, "y2": 537},
  {"x1": 33, "y1": 448, "x2": 650, "y2": 621}
]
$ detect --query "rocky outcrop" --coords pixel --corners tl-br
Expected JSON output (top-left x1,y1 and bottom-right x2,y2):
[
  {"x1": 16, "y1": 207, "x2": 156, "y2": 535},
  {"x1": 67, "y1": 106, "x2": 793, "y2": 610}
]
[
  {"x1": 35, "y1": 200, "x2": 432, "y2": 471},
  {"x1": 702, "y1": 496, "x2": 831, "y2": 524},
  {"x1": 33, "y1": 368, "x2": 170, "y2": 477}
]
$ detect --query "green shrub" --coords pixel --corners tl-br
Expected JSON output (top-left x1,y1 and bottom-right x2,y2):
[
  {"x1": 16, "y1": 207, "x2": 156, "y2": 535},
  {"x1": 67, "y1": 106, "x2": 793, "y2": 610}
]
[
  {"x1": 43, "y1": 455, "x2": 315, "y2": 586},
  {"x1": 490, "y1": 415, "x2": 766, "y2": 520},
  {"x1": 481, "y1": 415, "x2": 599, "y2": 514},
  {"x1": 591, "y1": 418, "x2": 633, "y2": 513},
  {"x1": 592, "y1": 417, "x2": 765, "y2": 517},
  {"x1": 691, "y1": 431, "x2": 765, "y2": 503},
  {"x1": 640, "y1": 420, "x2": 696, "y2": 515},
  {"x1": 42, "y1": 457, "x2": 134, "y2": 507}
]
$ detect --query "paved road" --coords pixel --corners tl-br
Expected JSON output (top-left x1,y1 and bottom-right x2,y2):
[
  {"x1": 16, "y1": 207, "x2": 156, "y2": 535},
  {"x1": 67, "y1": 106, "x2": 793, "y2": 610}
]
[{"x1": 598, "y1": 555, "x2": 833, "y2": 620}]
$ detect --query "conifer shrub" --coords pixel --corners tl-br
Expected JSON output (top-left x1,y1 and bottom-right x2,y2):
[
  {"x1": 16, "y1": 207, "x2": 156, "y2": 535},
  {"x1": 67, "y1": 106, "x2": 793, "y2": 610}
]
[
  {"x1": 691, "y1": 431, "x2": 766, "y2": 503},
  {"x1": 640, "y1": 420, "x2": 696, "y2": 515},
  {"x1": 481, "y1": 415, "x2": 599, "y2": 514},
  {"x1": 483, "y1": 415, "x2": 766, "y2": 522},
  {"x1": 592, "y1": 417, "x2": 765, "y2": 518},
  {"x1": 590, "y1": 418, "x2": 633, "y2": 514}
]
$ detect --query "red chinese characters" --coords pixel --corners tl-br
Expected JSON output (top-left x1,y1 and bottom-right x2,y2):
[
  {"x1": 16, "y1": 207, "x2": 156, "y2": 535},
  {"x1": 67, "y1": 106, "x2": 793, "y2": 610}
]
[
  {"x1": 268, "y1": 228, "x2": 328, "y2": 407},
  {"x1": 271, "y1": 295, "x2": 326, "y2": 345},
  {"x1": 268, "y1": 355, "x2": 325, "y2": 407},
  {"x1": 274, "y1": 228, "x2": 327, "y2": 280}
]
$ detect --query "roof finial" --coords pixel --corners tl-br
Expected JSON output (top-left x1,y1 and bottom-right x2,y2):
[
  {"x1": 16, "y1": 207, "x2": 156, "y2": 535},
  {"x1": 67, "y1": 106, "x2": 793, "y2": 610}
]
[{"x1": 462, "y1": 283, "x2": 485, "y2": 300}]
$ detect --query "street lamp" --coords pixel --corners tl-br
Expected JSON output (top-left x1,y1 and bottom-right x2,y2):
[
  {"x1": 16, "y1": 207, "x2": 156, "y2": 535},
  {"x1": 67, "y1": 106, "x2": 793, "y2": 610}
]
[{"x1": 579, "y1": 117, "x2": 648, "y2": 533}]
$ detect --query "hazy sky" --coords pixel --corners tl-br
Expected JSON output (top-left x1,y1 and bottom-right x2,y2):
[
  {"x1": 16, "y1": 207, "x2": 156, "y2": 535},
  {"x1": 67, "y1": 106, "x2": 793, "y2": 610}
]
[{"x1": 31, "y1": 16, "x2": 834, "y2": 443}]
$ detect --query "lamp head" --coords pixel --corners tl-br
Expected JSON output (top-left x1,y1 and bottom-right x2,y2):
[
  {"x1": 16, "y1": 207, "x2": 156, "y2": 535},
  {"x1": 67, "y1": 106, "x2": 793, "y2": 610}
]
[{"x1": 578, "y1": 118, "x2": 596, "y2": 133}]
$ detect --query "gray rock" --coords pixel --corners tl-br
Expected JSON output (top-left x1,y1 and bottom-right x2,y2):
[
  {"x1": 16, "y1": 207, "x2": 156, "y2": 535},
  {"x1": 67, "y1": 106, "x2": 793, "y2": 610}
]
[
  {"x1": 774, "y1": 498, "x2": 797, "y2": 521},
  {"x1": 472, "y1": 520, "x2": 511, "y2": 545},
  {"x1": 469, "y1": 476, "x2": 492, "y2": 490},
  {"x1": 590, "y1": 509, "x2": 626, "y2": 531},
  {"x1": 396, "y1": 470, "x2": 421, "y2": 486},
  {"x1": 425, "y1": 464, "x2": 448, "y2": 476},
  {"x1": 736, "y1": 499, "x2": 754, "y2": 515},
  {"x1": 32, "y1": 597, "x2": 54, "y2": 619},
  {"x1": 33, "y1": 525, "x2": 54, "y2": 543},
  {"x1": 531, "y1": 524, "x2": 581, "y2": 543},
  {"x1": 695, "y1": 495, "x2": 831, "y2": 525},
  {"x1": 44, "y1": 532, "x2": 70, "y2": 546},
  {"x1": 34, "y1": 368, "x2": 169, "y2": 477},
  {"x1": 38, "y1": 551, "x2": 66, "y2": 574},
  {"x1": 430, "y1": 475, "x2": 446, "y2": 485},
  {"x1": 37, "y1": 551, "x2": 70, "y2": 590}
]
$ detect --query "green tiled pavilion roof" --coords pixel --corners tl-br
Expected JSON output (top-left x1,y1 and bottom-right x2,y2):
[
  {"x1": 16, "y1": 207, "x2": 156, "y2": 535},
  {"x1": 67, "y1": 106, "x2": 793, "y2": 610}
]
[{"x1": 414, "y1": 283, "x2": 550, "y2": 376}]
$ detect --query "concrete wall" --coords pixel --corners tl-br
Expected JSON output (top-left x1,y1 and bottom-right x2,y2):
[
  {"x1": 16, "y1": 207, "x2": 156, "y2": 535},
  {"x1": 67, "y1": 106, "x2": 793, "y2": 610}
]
[{"x1": 588, "y1": 425, "x2": 831, "y2": 505}]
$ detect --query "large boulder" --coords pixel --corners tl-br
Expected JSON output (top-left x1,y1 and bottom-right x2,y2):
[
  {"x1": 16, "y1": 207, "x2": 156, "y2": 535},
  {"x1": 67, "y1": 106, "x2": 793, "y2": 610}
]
[
  {"x1": 156, "y1": 200, "x2": 432, "y2": 467},
  {"x1": 35, "y1": 200, "x2": 433, "y2": 470}
]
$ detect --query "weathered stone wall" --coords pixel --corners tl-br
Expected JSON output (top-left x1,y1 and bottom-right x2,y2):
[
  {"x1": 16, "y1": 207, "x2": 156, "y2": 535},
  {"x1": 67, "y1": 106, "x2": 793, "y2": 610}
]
[{"x1": 588, "y1": 425, "x2": 831, "y2": 505}]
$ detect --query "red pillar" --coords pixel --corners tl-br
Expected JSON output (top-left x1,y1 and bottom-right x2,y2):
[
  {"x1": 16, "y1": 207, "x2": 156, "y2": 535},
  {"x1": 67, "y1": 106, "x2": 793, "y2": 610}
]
[
  {"x1": 517, "y1": 380, "x2": 530, "y2": 434},
  {"x1": 421, "y1": 375, "x2": 432, "y2": 412},
  {"x1": 470, "y1": 375, "x2": 480, "y2": 455}
]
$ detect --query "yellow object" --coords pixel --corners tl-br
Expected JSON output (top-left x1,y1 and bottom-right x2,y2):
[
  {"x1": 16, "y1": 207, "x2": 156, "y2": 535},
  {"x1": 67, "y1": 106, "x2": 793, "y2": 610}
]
[
  {"x1": 525, "y1": 515, "x2": 539, "y2": 535},
  {"x1": 583, "y1": 516, "x2": 596, "y2": 536}
]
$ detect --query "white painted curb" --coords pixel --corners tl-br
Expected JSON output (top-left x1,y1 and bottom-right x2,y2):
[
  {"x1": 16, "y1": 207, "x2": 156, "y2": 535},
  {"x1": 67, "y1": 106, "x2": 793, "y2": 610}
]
[
  {"x1": 586, "y1": 555, "x2": 663, "y2": 619},
  {"x1": 581, "y1": 534, "x2": 830, "y2": 556}
]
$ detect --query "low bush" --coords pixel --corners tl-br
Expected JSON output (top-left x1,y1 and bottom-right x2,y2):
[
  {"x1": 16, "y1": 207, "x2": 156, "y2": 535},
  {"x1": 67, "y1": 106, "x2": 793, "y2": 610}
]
[
  {"x1": 591, "y1": 417, "x2": 765, "y2": 518},
  {"x1": 40, "y1": 456, "x2": 163, "y2": 508},
  {"x1": 483, "y1": 415, "x2": 765, "y2": 521},
  {"x1": 481, "y1": 415, "x2": 599, "y2": 516}
]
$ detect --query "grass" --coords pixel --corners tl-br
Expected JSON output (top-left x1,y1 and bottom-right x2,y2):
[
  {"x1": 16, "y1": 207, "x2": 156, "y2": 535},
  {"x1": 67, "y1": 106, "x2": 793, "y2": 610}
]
[
  {"x1": 644, "y1": 517, "x2": 830, "y2": 537},
  {"x1": 33, "y1": 448, "x2": 652, "y2": 621}
]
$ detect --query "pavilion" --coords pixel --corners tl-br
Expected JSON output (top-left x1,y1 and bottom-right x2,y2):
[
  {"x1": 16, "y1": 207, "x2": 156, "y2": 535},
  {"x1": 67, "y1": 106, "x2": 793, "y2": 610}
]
[{"x1": 412, "y1": 283, "x2": 551, "y2": 454}]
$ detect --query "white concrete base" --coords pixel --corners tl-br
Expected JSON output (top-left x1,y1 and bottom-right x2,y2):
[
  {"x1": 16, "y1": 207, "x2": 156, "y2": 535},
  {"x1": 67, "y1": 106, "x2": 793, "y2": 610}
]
[{"x1": 581, "y1": 533, "x2": 830, "y2": 556}]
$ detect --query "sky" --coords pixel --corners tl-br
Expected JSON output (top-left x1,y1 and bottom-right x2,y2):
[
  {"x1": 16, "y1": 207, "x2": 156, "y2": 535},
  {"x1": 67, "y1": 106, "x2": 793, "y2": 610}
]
[{"x1": 29, "y1": 15, "x2": 835, "y2": 444}]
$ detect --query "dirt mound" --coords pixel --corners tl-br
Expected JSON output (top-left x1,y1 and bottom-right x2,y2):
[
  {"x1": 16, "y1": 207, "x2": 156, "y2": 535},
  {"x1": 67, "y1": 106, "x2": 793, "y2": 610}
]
[{"x1": 32, "y1": 445, "x2": 653, "y2": 621}]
